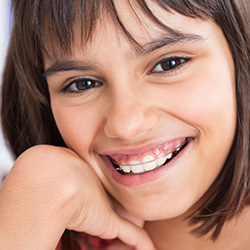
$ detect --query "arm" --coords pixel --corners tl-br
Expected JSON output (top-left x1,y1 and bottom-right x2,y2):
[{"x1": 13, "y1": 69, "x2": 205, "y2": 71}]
[{"x1": 0, "y1": 145, "x2": 154, "y2": 250}]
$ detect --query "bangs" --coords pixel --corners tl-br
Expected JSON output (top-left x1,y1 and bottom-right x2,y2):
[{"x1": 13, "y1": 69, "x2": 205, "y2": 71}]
[
  {"x1": 20, "y1": 0, "x2": 214, "y2": 61},
  {"x1": 30, "y1": 0, "x2": 102, "y2": 59}
]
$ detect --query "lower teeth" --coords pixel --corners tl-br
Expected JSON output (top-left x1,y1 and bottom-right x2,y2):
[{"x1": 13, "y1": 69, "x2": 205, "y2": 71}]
[{"x1": 111, "y1": 138, "x2": 190, "y2": 175}]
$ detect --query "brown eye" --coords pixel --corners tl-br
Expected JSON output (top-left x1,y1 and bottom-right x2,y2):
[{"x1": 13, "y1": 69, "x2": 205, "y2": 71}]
[
  {"x1": 65, "y1": 78, "x2": 102, "y2": 93},
  {"x1": 152, "y1": 57, "x2": 189, "y2": 73}
]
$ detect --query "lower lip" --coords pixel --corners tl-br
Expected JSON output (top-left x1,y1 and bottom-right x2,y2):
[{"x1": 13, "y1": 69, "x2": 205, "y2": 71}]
[{"x1": 100, "y1": 140, "x2": 192, "y2": 187}]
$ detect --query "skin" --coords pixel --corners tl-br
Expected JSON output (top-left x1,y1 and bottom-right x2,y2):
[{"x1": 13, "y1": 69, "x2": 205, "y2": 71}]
[
  {"x1": 0, "y1": 146, "x2": 154, "y2": 249},
  {"x1": 48, "y1": 0, "x2": 236, "y2": 228},
  {"x1": 0, "y1": 0, "x2": 245, "y2": 249}
]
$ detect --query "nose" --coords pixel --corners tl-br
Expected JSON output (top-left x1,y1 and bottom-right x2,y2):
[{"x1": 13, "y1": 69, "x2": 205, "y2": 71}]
[{"x1": 104, "y1": 87, "x2": 158, "y2": 141}]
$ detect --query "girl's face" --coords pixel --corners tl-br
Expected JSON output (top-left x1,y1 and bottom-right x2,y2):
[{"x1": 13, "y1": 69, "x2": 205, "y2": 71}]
[{"x1": 46, "y1": 1, "x2": 236, "y2": 220}]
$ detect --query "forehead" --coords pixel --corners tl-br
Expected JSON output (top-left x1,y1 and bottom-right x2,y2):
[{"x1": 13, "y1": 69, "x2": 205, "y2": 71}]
[{"x1": 45, "y1": 0, "x2": 211, "y2": 65}]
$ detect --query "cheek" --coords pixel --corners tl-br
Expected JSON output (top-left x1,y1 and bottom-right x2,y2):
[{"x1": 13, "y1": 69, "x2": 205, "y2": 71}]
[
  {"x1": 50, "y1": 102, "x2": 103, "y2": 155},
  {"x1": 176, "y1": 67, "x2": 236, "y2": 169},
  {"x1": 178, "y1": 82, "x2": 235, "y2": 132},
  {"x1": 151, "y1": 62, "x2": 236, "y2": 184},
  {"x1": 157, "y1": 60, "x2": 236, "y2": 138}
]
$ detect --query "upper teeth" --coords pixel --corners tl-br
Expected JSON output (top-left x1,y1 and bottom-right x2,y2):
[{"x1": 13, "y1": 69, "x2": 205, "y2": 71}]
[
  {"x1": 110, "y1": 138, "x2": 190, "y2": 175},
  {"x1": 116, "y1": 151, "x2": 174, "y2": 174}
]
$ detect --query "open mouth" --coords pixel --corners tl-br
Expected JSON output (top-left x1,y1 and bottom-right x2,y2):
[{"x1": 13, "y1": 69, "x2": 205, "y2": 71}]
[{"x1": 109, "y1": 137, "x2": 191, "y2": 175}]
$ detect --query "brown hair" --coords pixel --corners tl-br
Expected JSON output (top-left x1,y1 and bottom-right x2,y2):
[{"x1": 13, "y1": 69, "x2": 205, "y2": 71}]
[{"x1": 1, "y1": 0, "x2": 249, "y2": 248}]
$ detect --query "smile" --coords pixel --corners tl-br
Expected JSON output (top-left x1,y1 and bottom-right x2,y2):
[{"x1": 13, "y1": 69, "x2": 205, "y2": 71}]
[{"x1": 109, "y1": 138, "x2": 191, "y2": 175}]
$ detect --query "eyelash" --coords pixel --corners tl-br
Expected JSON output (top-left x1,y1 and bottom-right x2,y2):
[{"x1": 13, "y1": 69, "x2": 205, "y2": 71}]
[
  {"x1": 61, "y1": 56, "x2": 190, "y2": 94},
  {"x1": 62, "y1": 78, "x2": 102, "y2": 94},
  {"x1": 150, "y1": 56, "x2": 191, "y2": 75}
]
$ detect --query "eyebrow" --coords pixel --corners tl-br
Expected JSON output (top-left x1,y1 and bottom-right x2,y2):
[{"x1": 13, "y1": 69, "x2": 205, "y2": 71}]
[
  {"x1": 43, "y1": 32, "x2": 206, "y2": 78},
  {"x1": 136, "y1": 33, "x2": 206, "y2": 56},
  {"x1": 43, "y1": 61, "x2": 94, "y2": 78}
]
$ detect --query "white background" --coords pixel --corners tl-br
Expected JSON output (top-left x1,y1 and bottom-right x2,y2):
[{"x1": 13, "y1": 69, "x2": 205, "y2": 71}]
[{"x1": 0, "y1": 1, "x2": 14, "y2": 183}]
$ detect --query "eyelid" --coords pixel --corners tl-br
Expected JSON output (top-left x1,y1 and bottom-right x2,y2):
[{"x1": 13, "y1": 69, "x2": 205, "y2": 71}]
[
  {"x1": 61, "y1": 76, "x2": 102, "y2": 93},
  {"x1": 147, "y1": 55, "x2": 192, "y2": 76}
]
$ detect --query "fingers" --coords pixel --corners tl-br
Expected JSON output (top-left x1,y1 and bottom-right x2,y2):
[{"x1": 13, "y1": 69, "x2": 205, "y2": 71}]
[
  {"x1": 111, "y1": 198, "x2": 145, "y2": 228},
  {"x1": 93, "y1": 209, "x2": 155, "y2": 250},
  {"x1": 114, "y1": 213, "x2": 156, "y2": 250},
  {"x1": 69, "y1": 177, "x2": 155, "y2": 249}
]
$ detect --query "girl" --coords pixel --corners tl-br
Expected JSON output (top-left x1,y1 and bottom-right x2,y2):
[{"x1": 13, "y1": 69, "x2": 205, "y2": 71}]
[{"x1": 0, "y1": 0, "x2": 249, "y2": 249}]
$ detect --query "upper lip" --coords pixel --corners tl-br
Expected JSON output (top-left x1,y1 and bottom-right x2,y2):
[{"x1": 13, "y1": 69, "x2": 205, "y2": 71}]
[{"x1": 98, "y1": 136, "x2": 194, "y2": 156}]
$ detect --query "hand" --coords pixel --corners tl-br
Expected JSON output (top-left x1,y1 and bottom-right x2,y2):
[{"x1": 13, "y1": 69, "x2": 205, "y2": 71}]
[{"x1": 0, "y1": 145, "x2": 155, "y2": 250}]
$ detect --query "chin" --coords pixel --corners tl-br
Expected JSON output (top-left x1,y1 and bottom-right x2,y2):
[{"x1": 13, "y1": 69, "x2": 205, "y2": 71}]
[{"x1": 123, "y1": 195, "x2": 198, "y2": 221}]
